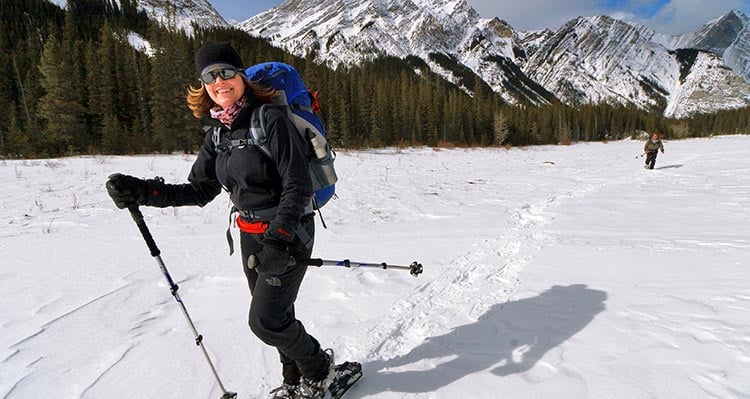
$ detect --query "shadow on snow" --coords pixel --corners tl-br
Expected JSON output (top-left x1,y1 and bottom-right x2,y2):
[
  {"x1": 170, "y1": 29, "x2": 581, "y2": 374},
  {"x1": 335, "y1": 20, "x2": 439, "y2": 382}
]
[{"x1": 356, "y1": 284, "x2": 607, "y2": 395}]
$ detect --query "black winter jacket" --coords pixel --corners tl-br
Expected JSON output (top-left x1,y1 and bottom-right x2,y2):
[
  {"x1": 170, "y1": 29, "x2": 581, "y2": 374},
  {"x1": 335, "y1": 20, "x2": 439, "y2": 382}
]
[{"x1": 145, "y1": 97, "x2": 313, "y2": 235}]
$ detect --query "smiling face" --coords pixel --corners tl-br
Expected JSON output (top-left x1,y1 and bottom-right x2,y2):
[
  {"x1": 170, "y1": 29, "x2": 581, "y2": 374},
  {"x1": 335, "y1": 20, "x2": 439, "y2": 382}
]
[{"x1": 204, "y1": 69, "x2": 246, "y2": 109}]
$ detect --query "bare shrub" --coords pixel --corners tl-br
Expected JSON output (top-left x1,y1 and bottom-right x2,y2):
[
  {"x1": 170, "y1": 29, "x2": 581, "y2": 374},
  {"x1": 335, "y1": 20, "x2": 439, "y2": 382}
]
[
  {"x1": 72, "y1": 193, "x2": 81, "y2": 210},
  {"x1": 44, "y1": 160, "x2": 65, "y2": 168}
]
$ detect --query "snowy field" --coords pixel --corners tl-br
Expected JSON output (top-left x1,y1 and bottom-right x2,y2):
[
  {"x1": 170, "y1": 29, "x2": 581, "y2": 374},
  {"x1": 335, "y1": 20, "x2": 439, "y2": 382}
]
[{"x1": 1, "y1": 136, "x2": 749, "y2": 399}]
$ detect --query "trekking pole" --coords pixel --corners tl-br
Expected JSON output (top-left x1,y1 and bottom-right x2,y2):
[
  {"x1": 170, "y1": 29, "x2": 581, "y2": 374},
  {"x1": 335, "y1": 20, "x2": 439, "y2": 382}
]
[
  {"x1": 300, "y1": 258, "x2": 424, "y2": 276},
  {"x1": 126, "y1": 205, "x2": 237, "y2": 399}
]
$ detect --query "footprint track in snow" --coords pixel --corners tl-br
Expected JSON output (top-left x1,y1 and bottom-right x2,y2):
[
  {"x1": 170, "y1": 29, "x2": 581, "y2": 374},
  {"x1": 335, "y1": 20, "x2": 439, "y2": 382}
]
[{"x1": 355, "y1": 170, "x2": 643, "y2": 365}]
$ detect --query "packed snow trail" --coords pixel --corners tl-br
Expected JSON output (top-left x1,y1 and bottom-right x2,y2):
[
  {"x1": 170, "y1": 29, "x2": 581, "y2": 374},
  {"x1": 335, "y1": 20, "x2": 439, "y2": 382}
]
[{"x1": 327, "y1": 144, "x2": 647, "y2": 397}]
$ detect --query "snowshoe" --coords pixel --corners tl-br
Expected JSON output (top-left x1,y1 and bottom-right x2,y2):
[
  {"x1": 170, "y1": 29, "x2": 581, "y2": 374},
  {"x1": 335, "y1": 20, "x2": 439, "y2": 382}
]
[
  {"x1": 327, "y1": 362, "x2": 363, "y2": 399},
  {"x1": 269, "y1": 383, "x2": 300, "y2": 399},
  {"x1": 298, "y1": 349, "x2": 362, "y2": 399},
  {"x1": 299, "y1": 349, "x2": 336, "y2": 399}
]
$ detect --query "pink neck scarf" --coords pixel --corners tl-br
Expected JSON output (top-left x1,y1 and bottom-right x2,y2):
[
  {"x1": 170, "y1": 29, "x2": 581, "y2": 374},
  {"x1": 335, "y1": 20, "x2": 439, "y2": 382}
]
[{"x1": 210, "y1": 95, "x2": 247, "y2": 128}]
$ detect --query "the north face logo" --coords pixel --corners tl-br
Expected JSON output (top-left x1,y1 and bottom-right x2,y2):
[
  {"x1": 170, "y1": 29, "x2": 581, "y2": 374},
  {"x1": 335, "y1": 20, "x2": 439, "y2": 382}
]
[{"x1": 265, "y1": 277, "x2": 282, "y2": 287}]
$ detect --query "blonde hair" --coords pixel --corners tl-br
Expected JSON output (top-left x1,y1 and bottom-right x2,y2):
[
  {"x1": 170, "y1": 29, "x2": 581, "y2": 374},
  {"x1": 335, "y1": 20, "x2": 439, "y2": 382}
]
[{"x1": 186, "y1": 75, "x2": 278, "y2": 118}]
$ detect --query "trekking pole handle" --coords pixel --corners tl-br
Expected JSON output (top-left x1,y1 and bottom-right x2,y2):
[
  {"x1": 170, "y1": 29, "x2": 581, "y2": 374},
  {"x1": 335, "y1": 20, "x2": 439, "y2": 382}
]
[
  {"x1": 127, "y1": 204, "x2": 160, "y2": 257},
  {"x1": 301, "y1": 258, "x2": 423, "y2": 276}
]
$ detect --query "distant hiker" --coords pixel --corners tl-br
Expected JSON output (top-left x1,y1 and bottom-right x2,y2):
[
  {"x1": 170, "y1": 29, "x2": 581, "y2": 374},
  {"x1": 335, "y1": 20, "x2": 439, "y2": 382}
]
[
  {"x1": 643, "y1": 132, "x2": 664, "y2": 169},
  {"x1": 106, "y1": 42, "x2": 346, "y2": 399}
]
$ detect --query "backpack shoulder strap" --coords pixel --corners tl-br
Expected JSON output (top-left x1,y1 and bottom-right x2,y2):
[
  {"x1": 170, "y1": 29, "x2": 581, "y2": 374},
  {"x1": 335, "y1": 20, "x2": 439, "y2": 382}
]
[
  {"x1": 250, "y1": 103, "x2": 304, "y2": 160},
  {"x1": 249, "y1": 104, "x2": 272, "y2": 158},
  {"x1": 211, "y1": 104, "x2": 273, "y2": 157}
]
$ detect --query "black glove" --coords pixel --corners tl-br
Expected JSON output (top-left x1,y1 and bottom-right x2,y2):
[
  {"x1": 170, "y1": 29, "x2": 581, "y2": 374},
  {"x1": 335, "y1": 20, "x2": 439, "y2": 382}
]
[
  {"x1": 266, "y1": 216, "x2": 297, "y2": 243},
  {"x1": 106, "y1": 173, "x2": 147, "y2": 209},
  {"x1": 248, "y1": 237, "x2": 295, "y2": 274}
]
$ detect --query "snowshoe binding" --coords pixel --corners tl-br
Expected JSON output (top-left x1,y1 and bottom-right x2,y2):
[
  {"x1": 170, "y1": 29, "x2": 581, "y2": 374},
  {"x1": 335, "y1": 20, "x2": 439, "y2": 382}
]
[
  {"x1": 327, "y1": 362, "x2": 362, "y2": 399},
  {"x1": 298, "y1": 349, "x2": 362, "y2": 399},
  {"x1": 269, "y1": 383, "x2": 300, "y2": 399}
]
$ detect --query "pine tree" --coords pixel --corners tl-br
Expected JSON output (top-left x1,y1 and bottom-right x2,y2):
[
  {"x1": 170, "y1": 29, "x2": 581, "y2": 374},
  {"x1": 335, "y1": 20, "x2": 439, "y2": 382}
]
[
  {"x1": 369, "y1": 80, "x2": 386, "y2": 146},
  {"x1": 94, "y1": 21, "x2": 122, "y2": 152},
  {"x1": 83, "y1": 41, "x2": 102, "y2": 149},
  {"x1": 63, "y1": 7, "x2": 92, "y2": 152},
  {"x1": 149, "y1": 32, "x2": 199, "y2": 152},
  {"x1": 558, "y1": 108, "x2": 572, "y2": 145},
  {"x1": 5, "y1": 102, "x2": 30, "y2": 155},
  {"x1": 127, "y1": 46, "x2": 151, "y2": 152},
  {"x1": 37, "y1": 34, "x2": 86, "y2": 155},
  {"x1": 493, "y1": 109, "x2": 509, "y2": 146},
  {"x1": 6, "y1": 0, "x2": 750, "y2": 156}
]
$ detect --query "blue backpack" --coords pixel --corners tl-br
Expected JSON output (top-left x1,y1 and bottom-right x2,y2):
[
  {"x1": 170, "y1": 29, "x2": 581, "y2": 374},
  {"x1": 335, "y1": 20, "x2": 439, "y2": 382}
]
[{"x1": 214, "y1": 62, "x2": 338, "y2": 209}]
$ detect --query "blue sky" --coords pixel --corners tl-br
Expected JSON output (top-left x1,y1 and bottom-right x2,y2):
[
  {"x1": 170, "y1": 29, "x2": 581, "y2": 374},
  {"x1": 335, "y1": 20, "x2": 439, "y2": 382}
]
[{"x1": 211, "y1": 0, "x2": 750, "y2": 35}]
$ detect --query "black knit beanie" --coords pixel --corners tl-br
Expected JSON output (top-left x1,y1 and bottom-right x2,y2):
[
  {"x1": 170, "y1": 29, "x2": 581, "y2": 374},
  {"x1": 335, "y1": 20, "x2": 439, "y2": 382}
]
[{"x1": 195, "y1": 42, "x2": 244, "y2": 76}]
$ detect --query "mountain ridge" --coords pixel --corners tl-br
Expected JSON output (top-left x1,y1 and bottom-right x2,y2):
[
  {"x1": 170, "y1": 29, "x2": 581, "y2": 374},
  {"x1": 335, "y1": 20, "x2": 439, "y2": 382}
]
[{"x1": 133, "y1": 0, "x2": 750, "y2": 117}]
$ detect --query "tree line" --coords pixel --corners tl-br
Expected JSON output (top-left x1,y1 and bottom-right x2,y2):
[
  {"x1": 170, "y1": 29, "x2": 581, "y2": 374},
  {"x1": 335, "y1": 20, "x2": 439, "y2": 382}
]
[{"x1": 2, "y1": 0, "x2": 750, "y2": 157}]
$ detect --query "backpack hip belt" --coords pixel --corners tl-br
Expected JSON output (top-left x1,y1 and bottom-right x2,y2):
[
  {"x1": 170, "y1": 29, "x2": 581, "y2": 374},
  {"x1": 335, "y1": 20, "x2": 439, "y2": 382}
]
[
  {"x1": 236, "y1": 206, "x2": 280, "y2": 222},
  {"x1": 226, "y1": 201, "x2": 315, "y2": 255},
  {"x1": 236, "y1": 200, "x2": 314, "y2": 222}
]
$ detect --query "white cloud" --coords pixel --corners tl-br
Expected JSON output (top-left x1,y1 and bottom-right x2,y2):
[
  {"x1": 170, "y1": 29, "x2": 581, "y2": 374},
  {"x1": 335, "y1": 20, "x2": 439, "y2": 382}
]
[
  {"x1": 647, "y1": 0, "x2": 747, "y2": 34},
  {"x1": 467, "y1": 0, "x2": 750, "y2": 35},
  {"x1": 468, "y1": 0, "x2": 606, "y2": 31},
  {"x1": 608, "y1": 11, "x2": 640, "y2": 24}
]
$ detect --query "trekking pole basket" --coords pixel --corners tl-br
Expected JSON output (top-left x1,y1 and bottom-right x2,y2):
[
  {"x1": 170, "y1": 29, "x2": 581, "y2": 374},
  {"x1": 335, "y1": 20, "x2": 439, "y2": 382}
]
[{"x1": 300, "y1": 258, "x2": 423, "y2": 276}]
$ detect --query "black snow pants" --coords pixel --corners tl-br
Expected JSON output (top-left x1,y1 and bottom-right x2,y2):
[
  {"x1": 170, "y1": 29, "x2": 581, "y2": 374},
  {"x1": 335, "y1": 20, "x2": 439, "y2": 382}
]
[
  {"x1": 645, "y1": 151, "x2": 658, "y2": 169},
  {"x1": 240, "y1": 216, "x2": 328, "y2": 384}
]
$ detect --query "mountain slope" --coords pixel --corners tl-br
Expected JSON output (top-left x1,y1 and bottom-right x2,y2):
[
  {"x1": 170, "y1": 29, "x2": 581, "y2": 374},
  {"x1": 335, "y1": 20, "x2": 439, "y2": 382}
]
[
  {"x1": 655, "y1": 10, "x2": 750, "y2": 81},
  {"x1": 131, "y1": 0, "x2": 750, "y2": 117},
  {"x1": 520, "y1": 15, "x2": 750, "y2": 117},
  {"x1": 665, "y1": 49, "x2": 750, "y2": 117},
  {"x1": 137, "y1": 0, "x2": 228, "y2": 34},
  {"x1": 238, "y1": 0, "x2": 554, "y2": 105},
  {"x1": 237, "y1": 1, "x2": 750, "y2": 117},
  {"x1": 521, "y1": 16, "x2": 676, "y2": 111}
]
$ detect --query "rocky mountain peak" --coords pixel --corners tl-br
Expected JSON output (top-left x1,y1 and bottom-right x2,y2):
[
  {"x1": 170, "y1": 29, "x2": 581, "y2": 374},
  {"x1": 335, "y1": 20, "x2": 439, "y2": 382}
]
[
  {"x1": 136, "y1": 0, "x2": 750, "y2": 117},
  {"x1": 137, "y1": 0, "x2": 227, "y2": 34}
]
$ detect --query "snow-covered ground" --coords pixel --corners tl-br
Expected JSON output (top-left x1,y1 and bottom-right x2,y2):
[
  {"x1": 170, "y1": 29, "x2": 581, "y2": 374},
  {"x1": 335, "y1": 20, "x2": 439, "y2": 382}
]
[{"x1": 1, "y1": 136, "x2": 749, "y2": 398}]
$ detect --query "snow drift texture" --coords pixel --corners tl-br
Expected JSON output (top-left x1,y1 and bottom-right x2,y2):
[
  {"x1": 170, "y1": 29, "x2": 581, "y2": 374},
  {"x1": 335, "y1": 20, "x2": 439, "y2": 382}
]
[{"x1": 2, "y1": 137, "x2": 749, "y2": 398}]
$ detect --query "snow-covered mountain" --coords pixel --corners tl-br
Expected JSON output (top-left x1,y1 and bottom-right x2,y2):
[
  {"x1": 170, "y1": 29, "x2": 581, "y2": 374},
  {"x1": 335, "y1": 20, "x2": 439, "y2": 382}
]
[
  {"x1": 46, "y1": 0, "x2": 229, "y2": 33},
  {"x1": 522, "y1": 16, "x2": 677, "y2": 111},
  {"x1": 237, "y1": 1, "x2": 750, "y2": 117},
  {"x1": 521, "y1": 15, "x2": 750, "y2": 117},
  {"x1": 237, "y1": 0, "x2": 555, "y2": 106},
  {"x1": 664, "y1": 49, "x2": 750, "y2": 117},
  {"x1": 655, "y1": 10, "x2": 750, "y2": 81},
  {"x1": 137, "y1": 0, "x2": 228, "y2": 34},
  {"x1": 124, "y1": 0, "x2": 750, "y2": 117}
]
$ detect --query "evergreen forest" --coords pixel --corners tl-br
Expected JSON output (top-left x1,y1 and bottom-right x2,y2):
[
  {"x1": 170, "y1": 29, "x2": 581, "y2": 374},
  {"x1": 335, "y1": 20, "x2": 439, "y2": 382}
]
[{"x1": 2, "y1": 0, "x2": 750, "y2": 157}]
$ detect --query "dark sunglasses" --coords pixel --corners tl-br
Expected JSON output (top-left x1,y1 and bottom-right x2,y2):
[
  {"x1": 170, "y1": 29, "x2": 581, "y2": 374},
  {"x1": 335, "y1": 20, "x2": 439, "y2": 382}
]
[{"x1": 199, "y1": 68, "x2": 242, "y2": 84}]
